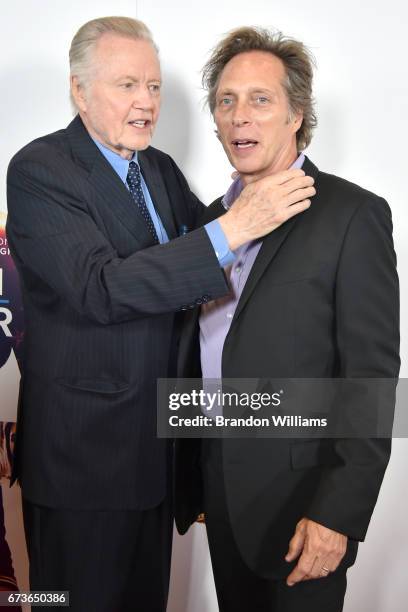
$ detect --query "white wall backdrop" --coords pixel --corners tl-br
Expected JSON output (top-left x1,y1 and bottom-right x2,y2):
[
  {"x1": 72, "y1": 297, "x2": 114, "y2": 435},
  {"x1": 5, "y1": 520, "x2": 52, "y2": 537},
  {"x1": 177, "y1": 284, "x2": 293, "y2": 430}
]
[{"x1": 0, "y1": 1, "x2": 407, "y2": 610}]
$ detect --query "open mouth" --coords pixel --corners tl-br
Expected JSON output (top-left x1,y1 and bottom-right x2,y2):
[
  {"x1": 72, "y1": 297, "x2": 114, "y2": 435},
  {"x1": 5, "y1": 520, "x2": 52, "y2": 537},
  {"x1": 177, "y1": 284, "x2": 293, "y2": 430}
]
[
  {"x1": 128, "y1": 120, "x2": 151, "y2": 129},
  {"x1": 232, "y1": 139, "x2": 258, "y2": 149}
]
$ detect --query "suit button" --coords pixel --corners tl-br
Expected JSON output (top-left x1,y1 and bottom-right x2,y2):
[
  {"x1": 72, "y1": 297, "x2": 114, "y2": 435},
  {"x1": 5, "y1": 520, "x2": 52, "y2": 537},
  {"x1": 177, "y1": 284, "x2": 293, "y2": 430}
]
[
  {"x1": 188, "y1": 304, "x2": 195, "y2": 309},
  {"x1": 180, "y1": 305, "x2": 188, "y2": 311},
  {"x1": 196, "y1": 298, "x2": 203, "y2": 305}
]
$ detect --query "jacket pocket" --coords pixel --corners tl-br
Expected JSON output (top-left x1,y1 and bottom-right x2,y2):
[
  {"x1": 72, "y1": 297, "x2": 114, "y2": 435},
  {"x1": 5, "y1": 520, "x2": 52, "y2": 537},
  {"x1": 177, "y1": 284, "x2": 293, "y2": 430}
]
[
  {"x1": 290, "y1": 439, "x2": 338, "y2": 470},
  {"x1": 56, "y1": 377, "x2": 130, "y2": 394}
]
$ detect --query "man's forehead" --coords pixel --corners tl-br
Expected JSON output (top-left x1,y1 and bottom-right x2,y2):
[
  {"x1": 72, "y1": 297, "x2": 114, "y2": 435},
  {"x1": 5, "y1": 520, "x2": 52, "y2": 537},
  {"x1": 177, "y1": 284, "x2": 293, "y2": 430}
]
[
  {"x1": 91, "y1": 33, "x2": 161, "y2": 76},
  {"x1": 220, "y1": 50, "x2": 285, "y2": 80},
  {"x1": 216, "y1": 52, "x2": 285, "y2": 95},
  {"x1": 93, "y1": 33, "x2": 159, "y2": 61}
]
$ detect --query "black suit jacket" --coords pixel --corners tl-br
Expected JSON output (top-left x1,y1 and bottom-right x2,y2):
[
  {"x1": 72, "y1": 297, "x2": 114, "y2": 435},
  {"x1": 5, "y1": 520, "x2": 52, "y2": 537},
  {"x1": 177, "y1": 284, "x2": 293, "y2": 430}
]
[
  {"x1": 6, "y1": 115, "x2": 228, "y2": 510},
  {"x1": 175, "y1": 157, "x2": 400, "y2": 579}
]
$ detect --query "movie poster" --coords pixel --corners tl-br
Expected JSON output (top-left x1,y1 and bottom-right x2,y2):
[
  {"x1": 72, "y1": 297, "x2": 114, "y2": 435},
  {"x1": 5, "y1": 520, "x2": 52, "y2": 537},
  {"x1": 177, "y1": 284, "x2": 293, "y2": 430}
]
[{"x1": 0, "y1": 211, "x2": 28, "y2": 610}]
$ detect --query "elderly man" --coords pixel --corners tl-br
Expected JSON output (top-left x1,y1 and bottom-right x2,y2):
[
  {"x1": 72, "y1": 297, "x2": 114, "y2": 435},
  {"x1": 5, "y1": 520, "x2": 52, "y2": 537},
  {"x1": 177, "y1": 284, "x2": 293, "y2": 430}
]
[
  {"x1": 6, "y1": 17, "x2": 315, "y2": 612},
  {"x1": 175, "y1": 27, "x2": 400, "y2": 612}
]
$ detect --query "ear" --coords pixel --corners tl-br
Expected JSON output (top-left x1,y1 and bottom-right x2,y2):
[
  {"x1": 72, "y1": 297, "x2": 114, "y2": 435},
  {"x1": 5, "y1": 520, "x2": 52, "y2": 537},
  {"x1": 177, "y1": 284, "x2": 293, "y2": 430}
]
[
  {"x1": 70, "y1": 75, "x2": 88, "y2": 113},
  {"x1": 292, "y1": 112, "x2": 303, "y2": 134},
  {"x1": 213, "y1": 117, "x2": 222, "y2": 142}
]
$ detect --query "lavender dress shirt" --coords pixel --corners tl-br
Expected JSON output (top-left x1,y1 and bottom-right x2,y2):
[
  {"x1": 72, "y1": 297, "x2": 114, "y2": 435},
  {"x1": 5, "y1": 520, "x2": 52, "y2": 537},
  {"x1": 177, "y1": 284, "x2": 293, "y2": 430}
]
[{"x1": 199, "y1": 153, "x2": 305, "y2": 380}]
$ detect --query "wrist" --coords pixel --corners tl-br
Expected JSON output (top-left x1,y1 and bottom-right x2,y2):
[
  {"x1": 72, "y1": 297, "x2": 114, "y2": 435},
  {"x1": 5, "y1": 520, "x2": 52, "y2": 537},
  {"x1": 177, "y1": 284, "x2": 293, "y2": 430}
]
[{"x1": 218, "y1": 212, "x2": 244, "y2": 251}]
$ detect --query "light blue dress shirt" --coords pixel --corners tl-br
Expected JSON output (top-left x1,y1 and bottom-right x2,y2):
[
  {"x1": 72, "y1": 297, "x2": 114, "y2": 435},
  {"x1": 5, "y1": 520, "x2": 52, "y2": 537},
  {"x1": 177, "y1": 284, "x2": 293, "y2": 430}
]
[{"x1": 92, "y1": 139, "x2": 234, "y2": 265}]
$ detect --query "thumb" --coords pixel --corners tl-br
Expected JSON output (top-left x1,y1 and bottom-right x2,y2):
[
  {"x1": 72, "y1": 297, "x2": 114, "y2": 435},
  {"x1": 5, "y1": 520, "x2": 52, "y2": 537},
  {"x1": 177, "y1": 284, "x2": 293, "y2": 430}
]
[{"x1": 285, "y1": 522, "x2": 306, "y2": 562}]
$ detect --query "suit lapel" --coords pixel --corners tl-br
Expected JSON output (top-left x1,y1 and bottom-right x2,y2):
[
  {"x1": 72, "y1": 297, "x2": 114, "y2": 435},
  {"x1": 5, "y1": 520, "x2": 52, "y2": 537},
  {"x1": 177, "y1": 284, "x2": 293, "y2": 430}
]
[
  {"x1": 178, "y1": 158, "x2": 320, "y2": 374},
  {"x1": 231, "y1": 216, "x2": 299, "y2": 324},
  {"x1": 66, "y1": 115, "x2": 174, "y2": 246},
  {"x1": 203, "y1": 198, "x2": 226, "y2": 224},
  {"x1": 139, "y1": 151, "x2": 177, "y2": 239},
  {"x1": 88, "y1": 153, "x2": 155, "y2": 246},
  {"x1": 231, "y1": 157, "x2": 319, "y2": 324}
]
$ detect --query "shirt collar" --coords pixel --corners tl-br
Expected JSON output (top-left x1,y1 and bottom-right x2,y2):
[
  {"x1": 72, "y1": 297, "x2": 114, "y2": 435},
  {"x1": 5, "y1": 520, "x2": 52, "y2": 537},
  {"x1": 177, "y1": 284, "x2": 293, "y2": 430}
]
[
  {"x1": 92, "y1": 138, "x2": 138, "y2": 185},
  {"x1": 222, "y1": 152, "x2": 306, "y2": 210}
]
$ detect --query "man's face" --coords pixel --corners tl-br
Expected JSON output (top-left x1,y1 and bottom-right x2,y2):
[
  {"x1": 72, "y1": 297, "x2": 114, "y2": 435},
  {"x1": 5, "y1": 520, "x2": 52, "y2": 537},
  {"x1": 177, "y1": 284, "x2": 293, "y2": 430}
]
[
  {"x1": 73, "y1": 34, "x2": 161, "y2": 159},
  {"x1": 214, "y1": 50, "x2": 302, "y2": 183}
]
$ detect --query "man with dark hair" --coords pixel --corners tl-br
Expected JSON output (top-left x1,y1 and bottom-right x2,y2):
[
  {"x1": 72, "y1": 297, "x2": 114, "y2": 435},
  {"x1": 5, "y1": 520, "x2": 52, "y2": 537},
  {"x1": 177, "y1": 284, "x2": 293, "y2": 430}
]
[
  {"x1": 175, "y1": 26, "x2": 399, "y2": 612},
  {"x1": 6, "y1": 18, "x2": 314, "y2": 612}
]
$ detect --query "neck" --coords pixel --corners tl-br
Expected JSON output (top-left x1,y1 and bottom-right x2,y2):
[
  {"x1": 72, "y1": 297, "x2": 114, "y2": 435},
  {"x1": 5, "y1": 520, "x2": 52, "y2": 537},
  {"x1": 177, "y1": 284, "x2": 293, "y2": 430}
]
[{"x1": 240, "y1": 146, "x2": 299, "y2": 186}]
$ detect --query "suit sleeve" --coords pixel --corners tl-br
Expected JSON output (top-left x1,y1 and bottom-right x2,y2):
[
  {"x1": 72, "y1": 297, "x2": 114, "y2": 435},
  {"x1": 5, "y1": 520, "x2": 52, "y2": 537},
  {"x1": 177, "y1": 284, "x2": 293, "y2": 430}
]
[
  {"x1": 6, "y1": 156, "x2": 228, "y2": 324},
  {"x1": 305, "y1": 195, "x2": 400, "y2": 541}
]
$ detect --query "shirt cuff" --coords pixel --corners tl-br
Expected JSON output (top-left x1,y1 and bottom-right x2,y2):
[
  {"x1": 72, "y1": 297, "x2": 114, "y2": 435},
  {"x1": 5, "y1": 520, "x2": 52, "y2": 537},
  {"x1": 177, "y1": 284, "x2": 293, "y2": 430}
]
[{"x1": 204, "y1": 220, "x2": 235, "y2": 267}]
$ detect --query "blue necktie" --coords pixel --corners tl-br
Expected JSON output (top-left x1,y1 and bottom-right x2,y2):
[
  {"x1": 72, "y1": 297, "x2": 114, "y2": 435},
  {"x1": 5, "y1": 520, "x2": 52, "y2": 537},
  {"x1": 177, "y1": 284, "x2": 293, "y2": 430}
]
[{"x1": 126, "y1": 161, "x2": 159, "y2": 243}]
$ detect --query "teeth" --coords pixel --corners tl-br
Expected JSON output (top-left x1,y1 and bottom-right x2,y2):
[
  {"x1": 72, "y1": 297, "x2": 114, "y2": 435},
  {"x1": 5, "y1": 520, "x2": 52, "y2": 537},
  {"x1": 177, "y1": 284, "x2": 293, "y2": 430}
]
[
  {"x1": 235, "y1": 141, "x2": 256, "y2": 148},
  {"x1": 131, "y1": 120, "x2": 147, "y2": 127}
]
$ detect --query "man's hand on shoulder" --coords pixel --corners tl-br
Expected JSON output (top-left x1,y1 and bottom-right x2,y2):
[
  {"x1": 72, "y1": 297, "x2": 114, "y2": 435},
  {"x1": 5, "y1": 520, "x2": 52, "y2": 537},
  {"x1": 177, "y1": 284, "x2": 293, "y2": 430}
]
[
  {"x1": 285, "y1": 517, "x2": 347, "y2": 586},
  {"x1": 218, "y1": 169, "x2": 315, "y2": 251}
]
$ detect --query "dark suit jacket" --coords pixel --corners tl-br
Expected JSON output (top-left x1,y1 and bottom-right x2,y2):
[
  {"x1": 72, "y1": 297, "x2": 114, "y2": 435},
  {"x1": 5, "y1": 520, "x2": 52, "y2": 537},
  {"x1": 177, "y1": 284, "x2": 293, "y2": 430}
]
[
  {"x1": 6, "y1": 115, "x2": 228, "y2": 510},
  {"x1": 175, "y1": 157, "x2": 400, "y2": 579}
]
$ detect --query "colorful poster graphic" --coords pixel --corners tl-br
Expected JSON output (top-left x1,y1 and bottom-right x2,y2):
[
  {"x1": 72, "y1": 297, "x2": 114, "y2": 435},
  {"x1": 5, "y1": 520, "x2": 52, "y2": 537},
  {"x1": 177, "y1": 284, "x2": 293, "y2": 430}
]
[
  {"x1": 0, "y1": 212, "x2": 24, "y2": 371},
  {"x1": 0, "y1": 211, "x2": 26, "y2": 609}
]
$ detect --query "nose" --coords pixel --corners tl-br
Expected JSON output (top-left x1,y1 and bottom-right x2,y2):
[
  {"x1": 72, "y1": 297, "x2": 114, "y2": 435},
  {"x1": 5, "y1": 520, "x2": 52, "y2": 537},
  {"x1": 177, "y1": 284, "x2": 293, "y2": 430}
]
[
  {"x1": 231, "y1": 99, "x2": 251, "y2": 127},
  {"x1": 131, "y1": 85, "x2": 155, "y2": 110}
]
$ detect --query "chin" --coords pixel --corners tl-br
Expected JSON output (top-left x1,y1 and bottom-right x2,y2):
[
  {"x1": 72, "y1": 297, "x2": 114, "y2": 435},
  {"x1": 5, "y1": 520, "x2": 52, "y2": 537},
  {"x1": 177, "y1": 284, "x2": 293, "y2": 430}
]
[
  {"x1": 125, "y1": 138, "x2": 152, "y2": 152},
  {"x1": 233, "y1": 162, "x2": 264, "y2": 176},
  {"x1": 134, "y1": 142, "x2": 150, "y2": 151}
]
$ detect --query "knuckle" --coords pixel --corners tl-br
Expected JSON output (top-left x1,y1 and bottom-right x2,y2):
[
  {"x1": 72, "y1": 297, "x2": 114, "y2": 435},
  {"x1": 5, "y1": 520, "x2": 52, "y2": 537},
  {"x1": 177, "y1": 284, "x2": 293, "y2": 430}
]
[{"x1": 274, "y1": 211, "x2": 286, "y2": 224}]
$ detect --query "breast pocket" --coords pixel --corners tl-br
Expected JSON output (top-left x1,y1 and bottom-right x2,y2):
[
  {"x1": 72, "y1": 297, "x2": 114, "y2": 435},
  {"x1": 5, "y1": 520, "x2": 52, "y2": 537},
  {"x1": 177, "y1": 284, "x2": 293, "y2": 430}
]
[{"x1": 56, "y1": 377, "x2": 130, "y2": 394}]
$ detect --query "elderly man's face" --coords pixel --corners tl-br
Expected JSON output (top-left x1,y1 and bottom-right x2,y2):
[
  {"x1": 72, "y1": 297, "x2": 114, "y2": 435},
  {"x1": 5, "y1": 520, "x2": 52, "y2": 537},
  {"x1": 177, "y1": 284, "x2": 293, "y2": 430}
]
[
  {"x1": 73, "y1": 34, "x2": 161, "y2": 159},
  {"x1": 214, "y1": 50, "x2": 302, "y2": 183}
]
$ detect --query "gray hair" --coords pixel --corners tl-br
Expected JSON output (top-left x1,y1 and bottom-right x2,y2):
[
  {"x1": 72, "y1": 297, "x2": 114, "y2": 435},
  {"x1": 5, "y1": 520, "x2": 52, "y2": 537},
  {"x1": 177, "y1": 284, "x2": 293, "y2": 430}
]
[
  {"x1": 69, "y1": 16, "x2": 157, "y2": 108},
  {"x1": 203, "y1": 26, "x2": 317, "y2": 151}
]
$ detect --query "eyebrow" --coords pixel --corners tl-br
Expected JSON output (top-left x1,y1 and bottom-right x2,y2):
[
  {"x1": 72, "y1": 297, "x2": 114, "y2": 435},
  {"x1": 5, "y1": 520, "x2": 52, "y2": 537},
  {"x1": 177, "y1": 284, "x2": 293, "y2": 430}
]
[
  {"x1": 115, "y1": 76, "x2": 161, "y2": 83},
  {"x1": 217, "y1": 87, "x2": 277, "y2": 96}
]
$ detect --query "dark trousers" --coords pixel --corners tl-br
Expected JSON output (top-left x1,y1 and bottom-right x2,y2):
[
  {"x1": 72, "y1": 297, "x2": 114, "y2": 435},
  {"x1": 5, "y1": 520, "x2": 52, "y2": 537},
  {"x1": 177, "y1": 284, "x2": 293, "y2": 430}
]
[
  {"x1": 202, "y1": 440, "x2": 348, "y2": 612},
  {"x1": 22, "y1": 496, "x2": 173, "y2": 612}
]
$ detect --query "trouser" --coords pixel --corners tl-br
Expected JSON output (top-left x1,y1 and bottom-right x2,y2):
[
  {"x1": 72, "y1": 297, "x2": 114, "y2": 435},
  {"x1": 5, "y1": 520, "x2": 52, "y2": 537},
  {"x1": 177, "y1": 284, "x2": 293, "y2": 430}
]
[
  {"x1": 202, "y1": 439, "x2": 349, "y2": 612},
  {"x1": 22, "y1": 495, "x2": 173, "y2": 612}
]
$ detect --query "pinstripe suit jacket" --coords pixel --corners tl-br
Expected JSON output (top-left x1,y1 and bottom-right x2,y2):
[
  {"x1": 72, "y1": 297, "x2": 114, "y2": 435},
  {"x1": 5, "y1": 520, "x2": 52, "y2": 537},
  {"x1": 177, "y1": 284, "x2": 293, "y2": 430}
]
[{"x1": 6, "y1": 115, "x2": 228, "y2": 509}]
